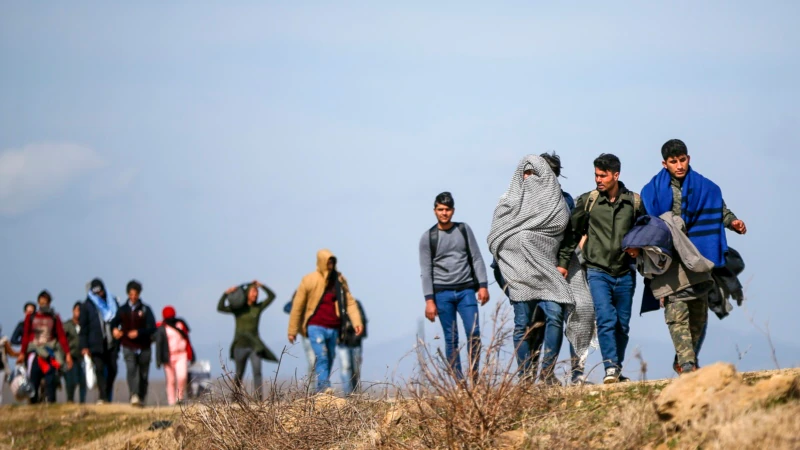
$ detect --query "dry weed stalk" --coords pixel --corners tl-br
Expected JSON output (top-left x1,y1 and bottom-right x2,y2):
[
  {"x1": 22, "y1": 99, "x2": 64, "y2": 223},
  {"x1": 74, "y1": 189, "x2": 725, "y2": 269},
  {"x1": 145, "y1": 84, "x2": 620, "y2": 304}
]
[{"x1": 401, "y1": 302, "x2": 552, "y2": 449}]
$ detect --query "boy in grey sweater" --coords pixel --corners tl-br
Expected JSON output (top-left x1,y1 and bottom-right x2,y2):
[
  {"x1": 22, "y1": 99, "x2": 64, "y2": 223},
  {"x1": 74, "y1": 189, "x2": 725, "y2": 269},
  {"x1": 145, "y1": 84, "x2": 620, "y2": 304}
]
[{"x1": 418, "y1": 192, "x2": 489, "y2": 381}]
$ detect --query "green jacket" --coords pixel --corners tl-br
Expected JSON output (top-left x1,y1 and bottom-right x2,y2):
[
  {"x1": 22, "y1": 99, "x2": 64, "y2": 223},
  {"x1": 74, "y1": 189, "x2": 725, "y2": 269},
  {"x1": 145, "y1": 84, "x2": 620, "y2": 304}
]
[
  {"x1": 217, "y1": 286, "x2": 278, "y2": 362},
  {"x1": 670, "y1": 177, "x2": 738, "y2": 228},
  {"x1": 558, "y1": 182, "x2": 647, "y2": 276},
  {"x1": 63, "y1": 319, "x2": 82, "y2": 360}
]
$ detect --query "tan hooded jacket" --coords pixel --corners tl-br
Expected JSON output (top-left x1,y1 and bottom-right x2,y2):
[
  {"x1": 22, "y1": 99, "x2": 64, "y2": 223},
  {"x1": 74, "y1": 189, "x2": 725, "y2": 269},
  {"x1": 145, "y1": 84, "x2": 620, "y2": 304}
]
[{"x1": 288, "y1": 249, "x2": 363, "y2": 338}]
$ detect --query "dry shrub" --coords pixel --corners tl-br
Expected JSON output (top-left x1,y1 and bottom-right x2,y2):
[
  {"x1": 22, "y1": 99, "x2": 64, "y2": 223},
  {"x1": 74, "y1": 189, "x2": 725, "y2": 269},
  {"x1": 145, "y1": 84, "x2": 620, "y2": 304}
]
[
  {"x1": 181, "y1": 351, "x2": 385, "y2": 450},
  {"x1": 392, "y1": 303, "x2": 554, "y2": 449}
]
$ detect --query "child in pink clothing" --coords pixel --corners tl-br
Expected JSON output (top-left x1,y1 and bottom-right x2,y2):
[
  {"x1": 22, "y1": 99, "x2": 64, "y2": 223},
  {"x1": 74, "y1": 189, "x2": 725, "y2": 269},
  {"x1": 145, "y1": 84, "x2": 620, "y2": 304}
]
[{"x1": 155, "y1": 306, "x2": 194, "y2": 406}]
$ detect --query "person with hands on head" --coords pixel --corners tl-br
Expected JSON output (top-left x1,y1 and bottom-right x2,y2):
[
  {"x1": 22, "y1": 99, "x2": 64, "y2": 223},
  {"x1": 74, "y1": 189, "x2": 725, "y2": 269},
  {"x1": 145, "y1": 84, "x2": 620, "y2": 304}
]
[
  {"x1": 288, "y1": 250, "x2": 363, "y2": 395},
  {"x1": 217, "y1": 280, "x2": 277, "y2": 400},
  {"x1": 419, "y1": 192, "x2": 490, "y2": 383}
]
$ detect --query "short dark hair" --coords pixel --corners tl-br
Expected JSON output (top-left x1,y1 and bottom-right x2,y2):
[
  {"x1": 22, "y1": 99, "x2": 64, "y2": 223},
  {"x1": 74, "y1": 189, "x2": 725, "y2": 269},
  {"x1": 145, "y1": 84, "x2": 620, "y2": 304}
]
[
  {"x1": 540, "y1": 151, "x2": 564, "y2": 178},
  {"x1": 434, "y1": 192, "x2": 455, "y2": 208},
  {"x1": 24, "y1": 302, "x2": 36, "y2": 312},
  {"x1": 126, "y1": 280, "x2": 142, "y2": 294},
  {"x1": 73, "y1": 301, "x2": 82, "y2": 311},
  {"x1": 37, "y1": 290, "x2": 52, "y2": 304},
  {"x1": 661, "y1": 139, "x2": 688, "y2": 160},
  {"x1": 594, "y1": 153, "x2": 621, "y2": 173}
]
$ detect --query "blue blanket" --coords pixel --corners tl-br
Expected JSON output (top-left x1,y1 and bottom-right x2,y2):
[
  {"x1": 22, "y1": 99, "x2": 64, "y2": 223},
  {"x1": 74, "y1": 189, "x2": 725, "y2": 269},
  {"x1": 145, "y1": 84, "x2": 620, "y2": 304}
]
[
  {"x1": 88, "y1": 291, "x2": 118, "y2": 322},
  {"x1": 641, "y1": 168, "x2": 727, "y2": 267}
]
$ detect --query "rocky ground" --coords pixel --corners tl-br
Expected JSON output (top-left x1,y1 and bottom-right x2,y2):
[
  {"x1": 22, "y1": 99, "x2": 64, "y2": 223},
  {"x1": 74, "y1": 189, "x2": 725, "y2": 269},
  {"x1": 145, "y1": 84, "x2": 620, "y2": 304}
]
[{"x1": 1, "y1": 365, "x2": 798, "y2": 449}]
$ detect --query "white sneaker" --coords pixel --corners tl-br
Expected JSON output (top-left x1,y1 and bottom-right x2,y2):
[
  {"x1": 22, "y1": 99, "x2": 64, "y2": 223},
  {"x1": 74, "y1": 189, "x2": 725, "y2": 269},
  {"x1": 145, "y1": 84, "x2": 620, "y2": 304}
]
[
  {"x1": 131, "y1": 394, "x2": 142, "y2": 406},
  {"x1": 603, "y1": 368, "x2": 620, "y2": 384}
]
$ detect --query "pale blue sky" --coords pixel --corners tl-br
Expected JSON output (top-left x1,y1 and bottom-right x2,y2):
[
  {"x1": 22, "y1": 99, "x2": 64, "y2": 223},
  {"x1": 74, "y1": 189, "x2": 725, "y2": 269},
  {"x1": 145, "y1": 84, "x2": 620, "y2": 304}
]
[{"x1": 1, "y1": 2, "x2": 798, "y2": 387}]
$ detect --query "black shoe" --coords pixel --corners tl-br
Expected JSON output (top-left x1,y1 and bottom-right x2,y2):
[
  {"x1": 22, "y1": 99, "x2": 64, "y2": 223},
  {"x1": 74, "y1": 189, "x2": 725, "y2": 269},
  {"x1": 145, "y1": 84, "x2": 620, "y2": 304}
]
[
  {"x1": 603, "y1": 368, "x2": 620, "y2": 384},
  {"x1": 679, "y1": 363, "x2": 696, "y2": 374}
]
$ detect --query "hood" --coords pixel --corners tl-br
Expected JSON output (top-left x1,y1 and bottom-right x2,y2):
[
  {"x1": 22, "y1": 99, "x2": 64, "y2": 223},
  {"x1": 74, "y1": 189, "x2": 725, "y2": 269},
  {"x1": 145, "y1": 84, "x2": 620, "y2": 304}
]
[{"x1": 316, "y1": 249, "x2": 336, "y2": 277}]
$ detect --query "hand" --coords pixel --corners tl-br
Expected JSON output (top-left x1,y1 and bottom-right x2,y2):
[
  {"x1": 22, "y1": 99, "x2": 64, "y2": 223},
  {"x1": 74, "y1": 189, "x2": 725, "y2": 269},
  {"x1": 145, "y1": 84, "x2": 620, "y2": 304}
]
[
  {"x1": 127, "y1": 330, "x2": 139, "y2": 339},
  {"x1": 225, "y1": 286, "x2": 238, "y2": 294},
  {"x1": 112, "y1": 328, "x2": 123, "y2": 340},
  {"x1": 252, "y1": 279, "x2": 260, "y2": 287},
  {"x1": 17, "y1": 354, "x2": 24, "y2": 364},
  {"x1": 82, "y1": 348, "x2": 90, "y2": 357},
  {"x1": 731, "y1": 220, "x2": 747, "y2": 235},
  {"x1": 355, "y1": 326, "x2": 364, "y2": 336},
  {"x1": 477, "y1": 288, "x2": 490, "y2": 305},
  {"x1": 425, "y1": 300, "x2": 437, "y2": 323},
  {"x1": 659, "y1": 298, "x2": 665, "y2": 309},
  {"x1": 557, "y1": 267, "x2": 569, "y2": 279},
  {"x1": 66, "y1": 354, "x2": 73, "y2": 370},
  {"x1": 288, "y1": 334, "x2": 296, "y2": 344}
]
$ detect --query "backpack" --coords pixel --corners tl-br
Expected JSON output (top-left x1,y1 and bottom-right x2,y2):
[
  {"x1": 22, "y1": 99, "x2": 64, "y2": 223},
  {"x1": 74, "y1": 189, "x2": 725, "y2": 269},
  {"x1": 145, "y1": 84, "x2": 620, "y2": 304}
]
[
  {"x1": 579, "y1": 190, "x2": 642, "y2": 249},
  {"x1": 428, "y1": 222, "x2": 478, "y2": 287}
]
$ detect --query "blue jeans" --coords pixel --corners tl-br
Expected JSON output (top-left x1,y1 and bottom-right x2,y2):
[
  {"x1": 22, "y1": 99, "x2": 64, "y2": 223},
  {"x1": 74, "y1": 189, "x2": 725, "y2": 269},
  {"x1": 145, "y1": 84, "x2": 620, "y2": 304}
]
[
  {"x1": 307, "y1": 325, "x2": 339, "y2": 393},
  {"x1": 586, "y1": 269, "x2": 636, "y2": 370},
  {"x1": 512, "y1": 300, "x2": 540, "y2": 378},
  {"x1": 434, "y1": 289, "x2": 481, "y2": 380},
  {"x1": 538, "y1": 301, "x2": 581, "y2": 382},
  {"x1": 337, "y1": 345, "x2": 363, "y2": 394}
]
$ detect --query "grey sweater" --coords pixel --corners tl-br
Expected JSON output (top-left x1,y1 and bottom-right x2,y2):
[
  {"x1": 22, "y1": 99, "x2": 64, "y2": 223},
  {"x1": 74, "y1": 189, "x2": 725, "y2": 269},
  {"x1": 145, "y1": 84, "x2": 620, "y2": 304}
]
[{"x1": 418, "y1": 223, "x2": 489, "y2": 300}]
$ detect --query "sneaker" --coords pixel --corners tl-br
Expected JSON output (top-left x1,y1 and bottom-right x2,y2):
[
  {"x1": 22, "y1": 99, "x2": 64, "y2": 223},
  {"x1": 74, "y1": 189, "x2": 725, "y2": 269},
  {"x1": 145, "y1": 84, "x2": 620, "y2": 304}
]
[
  {"x1": 618, "y1": 374, "x2": 631, "y2": 383},
  {"x1": 673, "y1": 360, "x2": 682, "y2": 375},
  {"x1": 603, "y1": 368, "x2": 620, "y2": 384},
  {"x1": 131, "y1": 394, "x2": 142, "y2": 407},
  {"x1": 679, "y1": 363, "x2": 696, "y2": 374},
  {"x1": 96, "y1": 400, "x2": 105, "y2": 405}
]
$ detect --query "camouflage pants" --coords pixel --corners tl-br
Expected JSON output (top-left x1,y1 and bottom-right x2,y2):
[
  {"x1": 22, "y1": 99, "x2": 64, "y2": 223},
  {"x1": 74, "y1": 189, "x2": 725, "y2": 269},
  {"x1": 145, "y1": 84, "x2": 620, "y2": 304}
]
[{"x1": 664, "y1": 296, "x2": 708, "y2": 367}]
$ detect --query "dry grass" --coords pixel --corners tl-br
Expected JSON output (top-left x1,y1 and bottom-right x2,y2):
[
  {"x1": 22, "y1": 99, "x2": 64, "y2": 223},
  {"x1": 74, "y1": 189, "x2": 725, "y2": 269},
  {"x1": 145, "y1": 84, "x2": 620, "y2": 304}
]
[{"x1": 170, "y1": 305, "x2": 800, "y2": 450}]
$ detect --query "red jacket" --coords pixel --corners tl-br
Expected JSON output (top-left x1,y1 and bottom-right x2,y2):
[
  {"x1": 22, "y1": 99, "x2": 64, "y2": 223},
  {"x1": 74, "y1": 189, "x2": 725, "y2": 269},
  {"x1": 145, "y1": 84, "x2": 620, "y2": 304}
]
[{"x1": 20, "y1": 311, "x2": 70, "y2": 357}]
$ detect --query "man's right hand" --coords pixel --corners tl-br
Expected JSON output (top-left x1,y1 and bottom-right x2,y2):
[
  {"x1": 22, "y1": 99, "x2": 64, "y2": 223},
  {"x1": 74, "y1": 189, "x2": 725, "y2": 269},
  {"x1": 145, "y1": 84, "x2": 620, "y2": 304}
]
[
  {"x1": 81, "y1": 348, "x2": 90, "y2": 357},
  {"x1": 288, "y1": 334, "x2": 296, "y2": 344},
  {"x1": 557, "y1": 267, "x2": 569, "y2": 279},
  {"x1": 425, "y1": 300, "x2": 437, "y2": 323}
]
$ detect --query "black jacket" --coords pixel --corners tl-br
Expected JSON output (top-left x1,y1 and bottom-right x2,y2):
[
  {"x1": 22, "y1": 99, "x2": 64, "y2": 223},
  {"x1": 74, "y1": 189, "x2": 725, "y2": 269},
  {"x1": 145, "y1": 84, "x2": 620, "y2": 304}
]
[
  {"x1": 112, "y1": 301, "x2": 156, "y2": 350},
  {"x1": 10, "y1": 321, "x2": 24, "y2": 346},
  {"x1": 79, "y1": 296, "x2": 121, "y2": 355},
  {"x1": 154, "y1": 319, "x2": 194, "y2": 368}
]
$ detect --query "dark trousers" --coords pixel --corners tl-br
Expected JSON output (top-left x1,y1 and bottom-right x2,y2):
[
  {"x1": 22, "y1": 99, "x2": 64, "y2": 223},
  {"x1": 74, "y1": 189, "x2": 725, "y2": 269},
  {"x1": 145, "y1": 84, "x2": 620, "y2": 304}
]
[
  {"x1": 64, "y1": 360, "x2": 87, "y2": 403},
  {"x1": 29, "y1": 358, "x2": 57, "y2": 404},
  {"x1": 92, "y1": 350, "x2": 119, "y2": 402},
  {"x1": 123, "y1": 347, "x2": 151, "y2": 400},
  {"x1": 233, "y1": 347, "x2": 263, "y2": 400}
]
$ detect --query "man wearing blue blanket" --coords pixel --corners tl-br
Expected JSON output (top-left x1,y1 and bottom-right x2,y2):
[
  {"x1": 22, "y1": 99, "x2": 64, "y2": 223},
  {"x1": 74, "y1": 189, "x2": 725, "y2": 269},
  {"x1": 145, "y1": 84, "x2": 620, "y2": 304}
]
[{"x1": 641, "y1": 139, "x2": 747, "y2": 372}]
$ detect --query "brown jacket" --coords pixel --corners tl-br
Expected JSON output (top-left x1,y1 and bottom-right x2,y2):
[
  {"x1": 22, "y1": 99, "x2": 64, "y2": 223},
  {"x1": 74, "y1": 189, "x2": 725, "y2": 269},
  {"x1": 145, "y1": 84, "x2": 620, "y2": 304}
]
[{"x1": 288, "y1": 249, "x2": 363, "y2": 338}]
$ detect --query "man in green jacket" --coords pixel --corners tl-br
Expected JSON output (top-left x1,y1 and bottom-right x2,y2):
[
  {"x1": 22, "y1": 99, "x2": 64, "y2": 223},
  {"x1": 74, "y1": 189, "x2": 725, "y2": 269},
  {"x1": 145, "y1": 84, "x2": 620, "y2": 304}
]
[
  {"x1": 558, "y1": 154, "x2": 646, "y2": 384},
  {"x1": 62, "y1": 301, "x2": 87, "y2": 403},
  {"x1": 217, "y1": 280, "x2": 277, "y2": 400}
]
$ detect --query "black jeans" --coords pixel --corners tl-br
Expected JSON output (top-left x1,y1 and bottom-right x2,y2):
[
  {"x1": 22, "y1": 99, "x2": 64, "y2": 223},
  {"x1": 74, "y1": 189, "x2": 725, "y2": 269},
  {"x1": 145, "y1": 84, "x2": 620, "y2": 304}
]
[
  {"x1": 64, "y1": 360, "x2": 87, "y2": 403},
  {"x1": 29, "y1": 357, "x2": 57, "y2": 404},
  {"x1": 92, "y1": 350, "x2": 119, "y2": 402},
  {"x1": 233, "y1": 347, "x2": 263, "y2": 400},
  {"x1": 123, "y1": 347, "x2": 151, "y2": 400}
]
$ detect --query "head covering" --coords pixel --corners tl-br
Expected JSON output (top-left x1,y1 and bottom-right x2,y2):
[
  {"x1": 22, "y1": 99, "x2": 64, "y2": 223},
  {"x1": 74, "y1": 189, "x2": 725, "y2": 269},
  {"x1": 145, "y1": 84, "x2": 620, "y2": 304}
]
[
  {"x1": 488, "y1": 155, "x2": 597, "y2": 364},
  {"x1": 90, "y1": 278, "x2": 105, "y2": 295},
  {"x1": 487, "y1": 154, "x2": 571, "y2": 302},
  {"x1": 162, "y1": 306, "x2": 176, "y2": 320}
]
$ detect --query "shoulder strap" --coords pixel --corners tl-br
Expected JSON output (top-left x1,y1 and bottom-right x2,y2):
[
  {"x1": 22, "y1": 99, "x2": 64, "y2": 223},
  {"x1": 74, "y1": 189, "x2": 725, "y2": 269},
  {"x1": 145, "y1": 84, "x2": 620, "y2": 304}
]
[
  {"x1": 585, "y1": 190, "x2": 600, "y2": 214},
  {"x1": 633, "y1": 193, "x2": 642, "y2": 217},
  {"x1": 456, "y1": 223, "x2": 478, "y2": 285}
]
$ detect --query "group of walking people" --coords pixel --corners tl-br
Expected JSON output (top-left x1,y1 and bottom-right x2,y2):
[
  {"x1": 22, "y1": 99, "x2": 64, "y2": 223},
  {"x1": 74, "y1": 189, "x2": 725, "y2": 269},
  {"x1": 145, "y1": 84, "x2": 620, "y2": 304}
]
[
  {"x1": 215, "y1": 267, "x2": 369, "y2": 399},
  {"x1": 1, "y1": 279, "x2": 195, "y2": 406},
  {"x1": 419, "y1": 139, "x2": 747, "y2": 384}
]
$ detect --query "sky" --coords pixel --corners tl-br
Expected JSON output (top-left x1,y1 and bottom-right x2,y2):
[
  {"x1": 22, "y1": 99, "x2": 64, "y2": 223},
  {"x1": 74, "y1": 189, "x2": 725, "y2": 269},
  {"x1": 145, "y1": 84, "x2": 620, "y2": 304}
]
[{"x1": 1, "y1": 2, "x2": 799, "y2": 391}]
